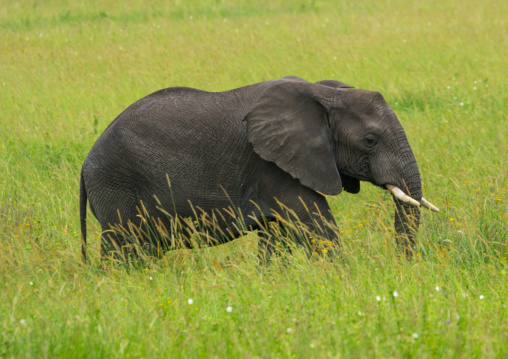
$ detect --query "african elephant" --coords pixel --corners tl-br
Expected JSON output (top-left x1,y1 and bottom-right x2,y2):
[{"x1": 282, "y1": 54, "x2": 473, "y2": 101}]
[{"x1": 80, "y1": 76, "x2": 438, "y2": 260}]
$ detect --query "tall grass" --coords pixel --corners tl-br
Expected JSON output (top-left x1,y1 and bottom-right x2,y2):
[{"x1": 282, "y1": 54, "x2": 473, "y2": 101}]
[{"x1": 1, "y1": 0, "x2": 507, "y2": 357}]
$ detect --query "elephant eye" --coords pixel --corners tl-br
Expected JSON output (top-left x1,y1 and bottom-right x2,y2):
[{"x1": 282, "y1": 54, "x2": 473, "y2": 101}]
[{"x1": 364, "y1": 134, "x2": 378, "y2": 148}]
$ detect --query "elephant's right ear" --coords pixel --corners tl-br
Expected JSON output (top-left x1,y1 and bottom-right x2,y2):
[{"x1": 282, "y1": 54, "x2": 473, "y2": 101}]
[{"x1": 244, "y1": 82, "x2": 342, "y2": 195}]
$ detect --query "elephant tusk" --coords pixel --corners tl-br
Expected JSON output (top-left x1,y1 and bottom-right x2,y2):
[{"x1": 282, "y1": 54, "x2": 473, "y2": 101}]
[
  {"x1": 386, "y1": 184, "x2": 420, "y2": 207},
  {"x1": 386, "y1": 185, "x2": 440, "y2": 212},
  {"x1": 421, "y1": 197, "x2": 439, "y2": 212}
]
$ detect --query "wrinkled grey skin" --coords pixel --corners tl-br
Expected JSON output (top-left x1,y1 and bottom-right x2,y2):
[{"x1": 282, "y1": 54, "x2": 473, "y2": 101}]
[{"x1": 80, "y1": 76, "x2": 422, "y2": 260}]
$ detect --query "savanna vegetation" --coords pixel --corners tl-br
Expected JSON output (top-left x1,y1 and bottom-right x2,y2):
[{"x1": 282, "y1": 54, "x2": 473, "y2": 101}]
[{"x1": 0, "y1": 0, "x2": 507, "y2": 357}]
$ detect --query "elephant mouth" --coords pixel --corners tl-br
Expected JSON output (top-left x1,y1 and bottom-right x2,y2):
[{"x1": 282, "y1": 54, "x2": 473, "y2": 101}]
[{"x1": 385, "y1": 184, "x2": 439, "y2": 212}]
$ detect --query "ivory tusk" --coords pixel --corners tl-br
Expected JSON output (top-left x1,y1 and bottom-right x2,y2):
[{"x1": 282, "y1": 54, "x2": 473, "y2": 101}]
[
  {"x1": 386, "y1": 185, "x2": 440, "y2": 212},
  {"x1": 421, "y1": 197, "x2": 439, "y2": 212},
  {"x1": 386, "y1": 184, "x2": 421, "y2": 207}
]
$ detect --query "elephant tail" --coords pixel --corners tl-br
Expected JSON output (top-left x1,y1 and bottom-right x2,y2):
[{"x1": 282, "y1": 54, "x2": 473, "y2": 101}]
[{"x1": 80, "y1": 168, "x2": 88, "y2": 263}]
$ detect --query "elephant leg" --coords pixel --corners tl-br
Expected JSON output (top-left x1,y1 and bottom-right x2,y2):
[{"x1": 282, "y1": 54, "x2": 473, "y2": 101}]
[
  {"x1": 276, "y1": 192, "x2": 340, "y2": 256},
  {"x1": 257, "y1": 230, "x2": 276, "y2": 265},
  {"x1": 256, "y1": 222, "x2": 295, "y2": 265},
  {"x1": 97, "y1": 201, "x2": 146, "y2": 262},
  {"x1": 257, "y1": 185, "x2": 340, "y2": 260}
]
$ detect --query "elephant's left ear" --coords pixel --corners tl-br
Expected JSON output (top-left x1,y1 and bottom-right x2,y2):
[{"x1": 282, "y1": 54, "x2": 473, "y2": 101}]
[{"x1": 244, "y1": 81, "x2": 342, "y2": 195}]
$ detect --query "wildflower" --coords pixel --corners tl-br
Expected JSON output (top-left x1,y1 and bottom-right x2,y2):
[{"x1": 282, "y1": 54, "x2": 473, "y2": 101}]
[
  {"x1": 188, "y1": 299, "x2": 193, "y2": 305},
  {"x1": 376, "y1": 296, "x2": 381, "y2": 302},
  {"x1": 227, "y1": 306, "x2": 233, "y2": 312},
  {"x1": 479, "y1": 295, "x2": 484, "y2": 299},
  {"x1": 30, "y1": 282, "x2": 33, "y2": 286},
  {"x1": 358, "y1": 311, "x2": 362, "y2": 315},
  {"x1": 436, "y1": 286, "x2": 440, "y2": 291},
  {"x1": 450, "y1": 218, "x2": 455, "y2": 221},
  {"x1": 412, "y1": 333, "x2": 418, "y2": 339},
  {"x1": 287, "y1": 328, "x2": 291, "y2": 333},
  {"x1": 393, "y1": 291, "x2": 399, "y2": 298},
  {"x1": 149, "y1": 277, "x2": 153, "y2": 280},
  {"x1": 20, "y1": 319, "x2": 26, "y2": 327},
  {"x1": 310, "y1": 344, "x2": 315, "y2": 348}
]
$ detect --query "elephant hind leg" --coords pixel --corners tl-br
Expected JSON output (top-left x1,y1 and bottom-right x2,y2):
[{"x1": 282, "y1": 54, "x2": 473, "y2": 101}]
[{"x1": 96, "y1": 199, "x2": 147, "y2": 262}]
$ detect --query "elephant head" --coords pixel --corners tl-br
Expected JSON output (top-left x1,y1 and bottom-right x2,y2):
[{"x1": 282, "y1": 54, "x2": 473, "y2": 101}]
[{"x1": 245, "y1": 79, "x2": 438, "y2": 246}]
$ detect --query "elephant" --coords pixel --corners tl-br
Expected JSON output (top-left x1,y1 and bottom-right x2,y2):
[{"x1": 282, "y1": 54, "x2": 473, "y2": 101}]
[{"x1": 80, "y1": 76, "x2": 438, "y2": 261}]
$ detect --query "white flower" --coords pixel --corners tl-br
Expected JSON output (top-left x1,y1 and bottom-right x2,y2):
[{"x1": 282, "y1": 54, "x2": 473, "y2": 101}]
[
  {"x1": 188, "y1": 299, "x2": 193, "y2": 305},
  {"x1": 30, "y1": 282, "x2": 33, "y2": 286},
  {"x1": 20, "y1": 319, "x2": 26, "y2": 326},
  {"x1": 287, "y1": 328, "x2": 291, "y2": 333},
  {"x1": 460, "y1": 102, "x2": 464, "y2": 106},
  {"x1": 479, "y1": 295, "x2": 484, "y2": 299},
  {"x1": 412, "y1": 333, "x2": 418, "y2": 339},
  {"x1": 227, "y1": 306, "x2": 233, "y2": 312},
  {"x1": 393, "y1": 291, "x2": 399, "y2": 298},
  {"x1": 447, "y1": 85, "x2": 451, "y2": 89},
  {"x1": 310, "y1": 344, "x2": 315, "y2": 348},
  {"x1": 436, "y1": 286, "x2": 440, "y2": 291},
  {"x1": 358, "y1": 311, "x2": 362, "y2": 315},
  {"x1": 149, "y1": 277, "x2": 153, "y2": 280},
  {"x1": 376, "y1": 296, "x2": 381, "y2": 302}
]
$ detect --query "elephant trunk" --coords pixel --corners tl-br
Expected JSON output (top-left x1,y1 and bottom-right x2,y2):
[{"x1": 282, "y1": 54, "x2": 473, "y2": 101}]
[{"x1": 392, "y1": 167, "x2": 422, "y2": 253}]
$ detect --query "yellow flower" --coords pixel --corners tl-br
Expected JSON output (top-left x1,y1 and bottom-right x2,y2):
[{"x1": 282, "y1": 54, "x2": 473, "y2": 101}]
[{"x1": 450, "y1": 218, "x2": 454, "y2": 221}]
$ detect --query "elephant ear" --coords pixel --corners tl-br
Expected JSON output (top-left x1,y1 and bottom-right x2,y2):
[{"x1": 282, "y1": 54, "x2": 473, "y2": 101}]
[
  {"x1": 244, "y1": 81, "x2": 342, "y2": 195},
  {"x1": 315, "y1": 80, "x2": 355, "y2": 89},
  {"x1": 314, "y1": 80, "x2": 361, "y2": 194}
]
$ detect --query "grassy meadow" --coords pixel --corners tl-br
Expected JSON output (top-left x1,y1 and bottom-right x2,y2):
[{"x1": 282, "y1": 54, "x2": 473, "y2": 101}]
[{"x1": 1, "y1": 0, "x2": 507, "y2": 357}]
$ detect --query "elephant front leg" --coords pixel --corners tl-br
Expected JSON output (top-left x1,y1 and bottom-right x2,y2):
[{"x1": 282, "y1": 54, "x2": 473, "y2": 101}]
[
  {"x1": 257, "y1": 230, "x2": 278, "y2": 265},
  {"x1": 289, "y1": 198, "x2": 341, "y2": 258}
]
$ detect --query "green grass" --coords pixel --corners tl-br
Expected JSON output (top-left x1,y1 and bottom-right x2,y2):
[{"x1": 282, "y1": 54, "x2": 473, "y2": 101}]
[{"x1": 1, "y1": 0, "x2": 507, "y2": 357}]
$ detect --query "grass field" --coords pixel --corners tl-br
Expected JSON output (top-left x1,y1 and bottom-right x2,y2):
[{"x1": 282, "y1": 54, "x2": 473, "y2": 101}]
[{"x1": 1, "y1": 0, "x2": 507, "y2": 357}]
